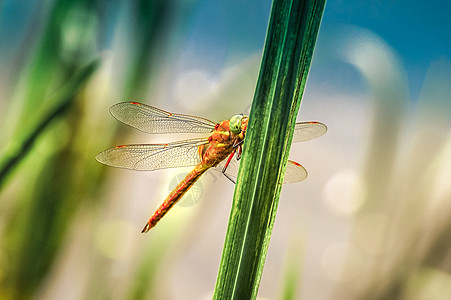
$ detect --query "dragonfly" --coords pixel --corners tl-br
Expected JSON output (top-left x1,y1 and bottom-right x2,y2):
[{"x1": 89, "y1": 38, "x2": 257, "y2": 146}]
[{"x1": 96, "y1": 102, "x2": 327, "y2": 233}]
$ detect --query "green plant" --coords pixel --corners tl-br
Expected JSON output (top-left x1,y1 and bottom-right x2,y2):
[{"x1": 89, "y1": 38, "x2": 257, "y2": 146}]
[{"x1": 213, "y1": 0, "x2": 326, "y2": 298}]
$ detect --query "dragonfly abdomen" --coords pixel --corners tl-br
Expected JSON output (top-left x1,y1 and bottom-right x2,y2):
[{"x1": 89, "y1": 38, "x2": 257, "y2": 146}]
[{"x1": 142, "y1": 163, "x2": 209, "y2": 232}]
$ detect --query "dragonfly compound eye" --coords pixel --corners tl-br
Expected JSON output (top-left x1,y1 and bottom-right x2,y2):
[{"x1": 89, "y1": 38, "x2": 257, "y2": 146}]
[{"x1": 229, "y1": 115, "x2": 243, "y2": 134}]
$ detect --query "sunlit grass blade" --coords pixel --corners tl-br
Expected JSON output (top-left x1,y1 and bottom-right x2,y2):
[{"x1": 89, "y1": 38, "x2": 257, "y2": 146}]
[
  {"x1": 213, "y1": 0, "x2": 326, "y2": 299},
  {"x1": 280, "y1": 237, "x2": 304, "y2": 300},
  {"x1": 123, "y1": 0, "x2": 174, "y2": 99},
  {"x1": 0, "y1": 59, "x2": 100, "y2": 189}
]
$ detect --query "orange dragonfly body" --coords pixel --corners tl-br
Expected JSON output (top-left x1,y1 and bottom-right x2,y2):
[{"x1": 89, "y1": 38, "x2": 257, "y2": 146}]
[{"x1": 96, "y1": 102, "x2": 326, "y2": 232}]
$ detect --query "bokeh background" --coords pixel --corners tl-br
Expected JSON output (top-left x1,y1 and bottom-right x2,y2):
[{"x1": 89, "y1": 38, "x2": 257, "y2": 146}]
[{"x1": 1, "y1": 1, "x2": 450, "y2": 299}]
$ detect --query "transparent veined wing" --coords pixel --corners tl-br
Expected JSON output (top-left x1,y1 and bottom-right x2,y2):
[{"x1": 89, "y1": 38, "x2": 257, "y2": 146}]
[
  {"x1": 214, "y1": 157, "x2": 307, "y2": 184},
  {"x1": 109, "y1": 102, "x2": 217, "y2": 134},
  {"x1": 292, "y1": 122, "x2": 327, "y2": 143},
  {"x1": 282, "y1": 160, "x2": 308, "y2": 183},
  {"x1": 95, "y1": 138, "x2": 208, "y2": 171}
]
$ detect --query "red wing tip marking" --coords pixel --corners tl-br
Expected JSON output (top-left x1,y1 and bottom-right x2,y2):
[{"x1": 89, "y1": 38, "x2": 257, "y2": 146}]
[
  {"x1": 116, "y1": 145, "x2": 127, "y2": 149},
  {"x1": 308, "y1": 121, "x2": 319, "y2": 124},
  {"x1": 148, "y1": 143, "x2": 170, "y2": 147},
  {"x1": 130, "y1": 101, "x2": 141, "y2": 105},
  {"x1": 289, "y1": 161, "x2": 303, "y2": 167}
]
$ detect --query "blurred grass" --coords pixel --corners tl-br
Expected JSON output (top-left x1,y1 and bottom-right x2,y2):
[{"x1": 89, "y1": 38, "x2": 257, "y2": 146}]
[
  {"x1": 320, "y1": 29, "x2": 451, "y2": 300},
  {"x1": 0, "y1": 58, "x2": 100, "y2": 298},
  {"x1": 0, "y1": 0, "x2": 182, "y2": 299},
  {"x1": 347, "y1": 59, "x2": 451, "y2": 300},
  {"x1": 279, "y1": 236, "x2": 304, "y2": 300},
  {"x1": 0, "y1": 59, "x2": 100, "y2": 188},
  {"x1": 0, "y1": 0, "x2": 101, "y2": 297},
  {"x1": 122, "y1": 0, "x2": 173, "y2": 99}
]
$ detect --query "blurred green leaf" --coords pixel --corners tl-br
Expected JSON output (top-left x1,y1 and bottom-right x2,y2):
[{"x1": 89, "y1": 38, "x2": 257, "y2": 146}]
[
  {"x1": 280, "y1": 238, "x2": 304, "y2": 300},
  {"x1": 0, "y1": 58, "x2": 99, "y2": 300},
  {"x1": 0, "y1": 59, "x2": 100, "y2": 189},
  {"x1": 123, "y1": 0, "x2": 174, "y2": 99}
]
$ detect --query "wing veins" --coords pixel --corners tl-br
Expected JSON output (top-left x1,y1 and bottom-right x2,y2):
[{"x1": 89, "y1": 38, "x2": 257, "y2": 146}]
[
  {"x1": 110, "y1": 102, "x2": 216, "y2": 134},
  {"x1": 96, "y1": 138, "x2": 209, "y2": 171}
]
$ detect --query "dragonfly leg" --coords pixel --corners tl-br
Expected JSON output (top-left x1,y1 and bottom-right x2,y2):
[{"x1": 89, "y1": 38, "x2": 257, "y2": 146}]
[
  {"x1": 236, "y1": 145, "x2": 242, "y2": 160},
  {"x1": 222, "y1": 150, "x2": 236, "y2": 173},
  {"x1": 222, "y1": 150, "x2": 237, "y2": 184},
  {"x1": 232, "y1": 139, "x2": 244, "y2": 160},
  {"x1": 232, "y1": 138, "x2": 244, "y2": 148},
  {"x1": 223, "y1": 173, "x2": 236, "y2": 184}
]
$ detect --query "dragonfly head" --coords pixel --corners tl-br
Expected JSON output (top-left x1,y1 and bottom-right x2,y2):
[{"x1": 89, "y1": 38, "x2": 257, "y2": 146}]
[{"x1": 229, "y1": 115, "x2": 245, "y2": 135}]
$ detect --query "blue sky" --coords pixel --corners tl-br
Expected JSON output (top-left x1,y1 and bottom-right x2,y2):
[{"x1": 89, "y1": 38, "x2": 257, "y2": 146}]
[{"x1": 180, "y1": 0, "x2": 451, "y2": 102}]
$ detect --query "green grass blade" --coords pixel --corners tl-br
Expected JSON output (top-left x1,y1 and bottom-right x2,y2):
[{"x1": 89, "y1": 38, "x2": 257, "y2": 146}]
[
  {"x1": 280, "y1": 237, "x2": 304, "y2": 300},
  {"x1": 0, "y1": 58, "x2": 100, "y2": 188},
  {"x1": 213, "y1": 0, "x2": 326, "y2": 299}
]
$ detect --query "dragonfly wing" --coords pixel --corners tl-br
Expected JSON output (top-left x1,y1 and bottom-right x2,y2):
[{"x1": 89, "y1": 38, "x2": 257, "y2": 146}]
[
  {"x1": 292, "y1": 122, "x2": 327, "y2": 143},
  {"x1": 214, "y1": 158, "x2": 307, "y2": 184},
  {"x1": 110, "y1": 102, "x2": 217, "y2": 134},
  {"x1": 214, "y1": 155, "x2": 240, "y2": 181},
  {"x1": 283, "y1": 160, "x2": 307, "y2": 183},
  {"x1": 96, "y1": 138, "x2": 208, "y2": 171}
]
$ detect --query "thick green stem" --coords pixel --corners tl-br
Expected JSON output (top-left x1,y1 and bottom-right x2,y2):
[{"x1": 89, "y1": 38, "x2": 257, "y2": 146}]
[{"x1": 213, "y1": 0, "x2": 326, "y2": 299}]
